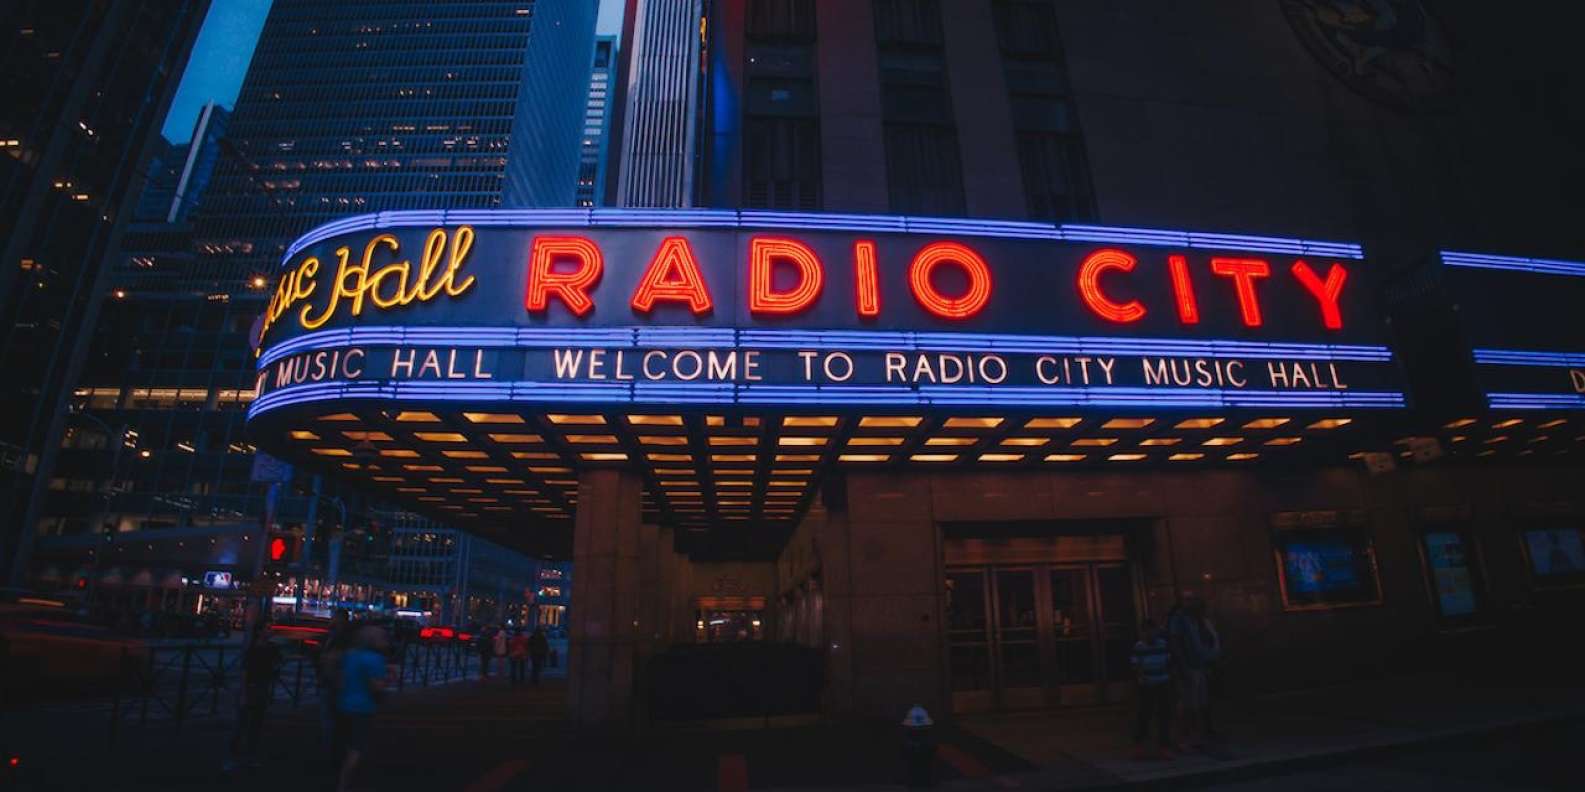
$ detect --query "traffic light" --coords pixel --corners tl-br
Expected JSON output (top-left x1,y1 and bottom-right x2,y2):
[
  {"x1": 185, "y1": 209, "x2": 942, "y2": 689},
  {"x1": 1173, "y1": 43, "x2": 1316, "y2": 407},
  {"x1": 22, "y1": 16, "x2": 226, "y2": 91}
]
[{"x1": 267, "y1": 532, "x2": 301, "y2": 564}]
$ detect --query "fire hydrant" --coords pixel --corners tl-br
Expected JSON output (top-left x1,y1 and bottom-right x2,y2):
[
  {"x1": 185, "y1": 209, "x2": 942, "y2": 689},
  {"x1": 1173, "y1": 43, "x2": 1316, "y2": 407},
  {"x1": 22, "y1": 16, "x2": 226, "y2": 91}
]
[{"x1": 901, "y1": 704, "x2": 935, "y2": 788}]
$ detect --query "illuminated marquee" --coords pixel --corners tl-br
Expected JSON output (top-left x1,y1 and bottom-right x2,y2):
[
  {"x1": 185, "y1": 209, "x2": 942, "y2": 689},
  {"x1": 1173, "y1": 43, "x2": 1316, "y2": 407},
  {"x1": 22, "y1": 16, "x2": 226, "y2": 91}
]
[
  {"x1": 249, "y1": 210, "x2": 1406, "y2": 418},
  {"x1": 1443, "y1": 250, "x2": 1585, "y2": 410}
]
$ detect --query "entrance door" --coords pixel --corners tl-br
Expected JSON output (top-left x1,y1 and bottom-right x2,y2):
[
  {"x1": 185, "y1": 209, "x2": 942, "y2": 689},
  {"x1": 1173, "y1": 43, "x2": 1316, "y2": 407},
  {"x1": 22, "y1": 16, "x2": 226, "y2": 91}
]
[{"x1": 948, "y1": 562, "x2": 1139, "y2": 712}]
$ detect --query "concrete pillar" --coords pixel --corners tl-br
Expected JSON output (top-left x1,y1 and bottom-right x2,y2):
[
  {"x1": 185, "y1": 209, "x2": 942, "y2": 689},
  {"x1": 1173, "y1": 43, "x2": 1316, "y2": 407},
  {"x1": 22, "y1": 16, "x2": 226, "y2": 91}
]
[
  {"x1": 654, "y1": 526, "x2": 676, "y2": 644},
  {"x1": 816, "y1": 0, "x2": 889, "y2": 212},
  {"x1": 568, "y1": 469, "x2": 644, "y2": 727},
  {"x1": 942, "y1": 0, "x2": 1026, "y2": 218},
  {"x1": 817, "y1": 474, "x2": 946, "y2": 719}
]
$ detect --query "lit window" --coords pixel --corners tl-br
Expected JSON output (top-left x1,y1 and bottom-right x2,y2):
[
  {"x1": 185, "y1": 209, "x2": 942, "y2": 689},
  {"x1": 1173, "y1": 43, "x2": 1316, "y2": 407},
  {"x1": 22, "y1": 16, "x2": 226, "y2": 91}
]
[
  {"x1": 1071, "y1": 438, "x2": 1118, "y2": 447},
  {"x1": 1108, "y1": 453, "x2": 1147, "y2": 461},
  {"x1": 910, "y1": 453, "x2": 958, "y2": 462},
  {"x1": 1168, "y1": 453, "x2": 1204, "y2": 461},
  {"x1": 1202, "y1": 437, "x2": 1243, "y2": 446},
  {"x1": 414, "y1": 432, "x2": 467, "y2": 443},
  {"x1": 1045, "y1": 454, "x2": 1086, "y2": 462},
  {"x1": 1175, "y1": 417, "x2": 1224, "y2": 429},
  {"x1": 1139, "y1": 438, "x2": 1180, "y2": 446},
  {"x1": 394, "y1": 411, "x2": 441, "y2": 422}
]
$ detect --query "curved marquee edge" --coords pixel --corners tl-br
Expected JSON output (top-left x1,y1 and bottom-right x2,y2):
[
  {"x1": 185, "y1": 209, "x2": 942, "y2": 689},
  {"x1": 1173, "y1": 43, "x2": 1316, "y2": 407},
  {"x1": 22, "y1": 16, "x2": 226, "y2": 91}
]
[
  {"x1": 280, "y1": 209, "x2": 1368, "y2": 267},
  {"x1": 1442, "y1": 250, "x2": 1585, "y2": 277},
  {"x1": 246, "y1": 378, "x2": 1408, "y2": 422},
  {"x1": 257, "y1": 325, "x2": 1397, "y2": 371}
]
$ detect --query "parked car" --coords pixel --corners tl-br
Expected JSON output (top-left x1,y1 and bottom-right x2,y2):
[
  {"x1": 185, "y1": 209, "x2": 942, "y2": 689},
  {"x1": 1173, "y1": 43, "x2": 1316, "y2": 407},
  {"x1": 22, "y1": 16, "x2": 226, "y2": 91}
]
[{"x1": 0, "y1": 590, "x2": 148, "y2": 710}]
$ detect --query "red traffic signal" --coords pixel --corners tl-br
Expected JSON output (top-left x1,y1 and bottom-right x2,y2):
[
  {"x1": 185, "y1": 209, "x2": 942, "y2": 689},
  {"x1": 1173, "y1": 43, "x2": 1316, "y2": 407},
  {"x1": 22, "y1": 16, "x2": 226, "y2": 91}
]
[{"x1": 267, "y1": 533, "x2": 300, "y2": 564}]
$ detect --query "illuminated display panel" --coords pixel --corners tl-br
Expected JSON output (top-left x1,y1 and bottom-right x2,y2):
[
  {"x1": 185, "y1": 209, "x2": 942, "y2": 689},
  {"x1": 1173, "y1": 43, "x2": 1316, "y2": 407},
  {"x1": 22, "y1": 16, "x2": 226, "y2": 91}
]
[
  {"x1": 1271, "y1": 510, "x2": 1383, "y2": 611},
  {"x1": 1442, "y1": 250, "x2": 1585, "y2": 410}
]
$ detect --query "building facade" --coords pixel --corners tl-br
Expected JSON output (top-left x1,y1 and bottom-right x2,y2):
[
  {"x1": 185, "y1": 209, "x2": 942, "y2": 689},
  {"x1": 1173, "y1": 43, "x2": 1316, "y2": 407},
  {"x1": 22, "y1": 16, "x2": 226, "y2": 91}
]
[
  {"x1": 19, "y1": 0, "x2": 600, "y2": 608},
  {"x1": 25, "y1": 0, "x2": 1584, "y2": 733},
  {"x1": 575, "y1": 36, "x2": 618, "y2": 207},
  {"x1": 0, "y1": 0, "x2": 212, "y2": 585}
]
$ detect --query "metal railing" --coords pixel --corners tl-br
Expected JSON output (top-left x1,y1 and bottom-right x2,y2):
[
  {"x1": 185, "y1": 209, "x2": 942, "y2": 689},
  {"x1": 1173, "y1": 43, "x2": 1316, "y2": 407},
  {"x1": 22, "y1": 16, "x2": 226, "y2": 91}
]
[{"x1": 98, "y1": 640, "x2": 482, "y2": 746}]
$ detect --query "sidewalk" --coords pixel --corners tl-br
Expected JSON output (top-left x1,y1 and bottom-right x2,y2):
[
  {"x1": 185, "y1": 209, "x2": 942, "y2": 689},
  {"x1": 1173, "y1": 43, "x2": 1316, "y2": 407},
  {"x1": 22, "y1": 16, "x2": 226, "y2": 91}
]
[
  {"x1": 800, "y1": 672, "x2": 1585, "y2": 791},
  {"x1": 6, "y1": 671, "x2": 1579, "y2": 791}
]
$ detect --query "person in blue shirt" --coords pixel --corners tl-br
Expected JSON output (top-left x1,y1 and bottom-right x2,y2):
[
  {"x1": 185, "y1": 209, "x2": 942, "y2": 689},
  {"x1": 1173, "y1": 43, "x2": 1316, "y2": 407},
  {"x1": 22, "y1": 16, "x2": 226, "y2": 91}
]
[
  {"x1": 1131, "y1": 618, "x2": 1174, "y2": 759},
  {"x1": 335, "y1": 625, "x2": 389, "y2": 792}
]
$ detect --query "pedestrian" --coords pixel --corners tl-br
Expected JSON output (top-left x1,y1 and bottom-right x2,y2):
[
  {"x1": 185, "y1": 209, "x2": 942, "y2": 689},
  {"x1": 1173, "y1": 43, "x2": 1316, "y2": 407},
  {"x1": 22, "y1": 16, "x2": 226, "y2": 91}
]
[
  {"x1": 1168, "y1": 593, "x2": 1220, "y2": 750},
  {"x1": 317, "y1": 609, "x2": 352, "y2": 764},
  {"x1": 528, "y1": 626, "x2": 549, "y2": 685},
  {"x1": 492, "y1": 625, "x2": 509, "y2": 677},
  {"x1": 1130, "y1": 618, "x2": 1173, "y2": 760},
  {"x1": 335, "y1": 625, "x2": 390, "y2": 792},
  {"x1": 508, "y1": 629, "x2": 529, "y2": 685},
  {"x1": 226, "y1": 616, "x2": 282, "y2": 772},
  {"x1": 476, "y1": 626, "x2": 494, "y2": 678}
]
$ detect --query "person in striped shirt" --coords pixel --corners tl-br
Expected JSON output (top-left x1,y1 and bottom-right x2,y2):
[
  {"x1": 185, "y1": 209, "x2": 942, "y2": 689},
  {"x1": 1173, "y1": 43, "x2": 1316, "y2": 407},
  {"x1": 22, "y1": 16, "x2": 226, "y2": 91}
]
[{"x1": 1131, "y1": 618, "x2": 1174, "y2": 759}]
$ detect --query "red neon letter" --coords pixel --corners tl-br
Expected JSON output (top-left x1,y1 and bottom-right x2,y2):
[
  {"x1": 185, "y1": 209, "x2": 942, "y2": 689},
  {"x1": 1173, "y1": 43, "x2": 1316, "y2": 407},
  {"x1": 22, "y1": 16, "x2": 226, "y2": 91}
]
[
  {"x1": 1290, "y1": 260, "x2": 1347, "y2": 330},
  {"x1": 526, "y1": 235, "x2": 603, "y2": 316},
  {"x1": 854, "y1": 240, "x2": 880, "y2": 318},
  {"x1": 1167, "y1": 254, "x2": 1200, "y2": 325},
  {"x1": 1077, "y1": 248, "x2": 1145, "y2": 323},
  {"x1": 908, "y1": 241, "x2": 992, "y2": 320},
  {"x1": 630, "y1": 236, "x2": 714, "y2": 314},
  {"x1": 749, "y1": 237, "x2": 824, "y2": 316},
  {"x1": 1209, "y1": 257, "x2": 1270, "y2": 327}
]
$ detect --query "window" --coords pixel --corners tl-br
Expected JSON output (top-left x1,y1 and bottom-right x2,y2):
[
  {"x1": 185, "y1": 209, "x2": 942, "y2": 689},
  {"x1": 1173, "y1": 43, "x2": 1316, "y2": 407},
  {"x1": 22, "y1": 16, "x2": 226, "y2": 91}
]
[
  {"x1": 875, "y1": 2, "x2": 963, "y2": 215},
  {"x1": 1520, "y1": 522, "x2": 1585, "y2": 589},
  {"x1": 745, "y1": 116, "x2": 820, "y2": 210},
  {"x1": 743, "y1": 1, "x2": 820, "y2": 210},
  {"x1": 992, "y1": 0, "x2": 1094, "y2": 221},
  {"x1": 746, "y1": 0, "x2": 815, "y2": 42},
  {"x1": 1271, "y1": 511, "x2": 1383, "y2": 610}
]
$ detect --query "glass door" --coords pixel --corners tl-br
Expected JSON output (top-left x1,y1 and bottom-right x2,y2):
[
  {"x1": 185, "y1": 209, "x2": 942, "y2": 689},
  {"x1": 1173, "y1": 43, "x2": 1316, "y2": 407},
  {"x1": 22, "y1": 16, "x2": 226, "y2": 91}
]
[
  {"x1": 992, "y1": 569, "x2": 1043, "y2": 708},
  {"x1": 1093, "y1": 563, "x2": 1139, "y2": 701},
  {"x1": 945, "y1": 569, "x2": 993, "y2": 711},
  {"x1": 1047, "y1": 567, "x2": 1096, "y2": 704}
]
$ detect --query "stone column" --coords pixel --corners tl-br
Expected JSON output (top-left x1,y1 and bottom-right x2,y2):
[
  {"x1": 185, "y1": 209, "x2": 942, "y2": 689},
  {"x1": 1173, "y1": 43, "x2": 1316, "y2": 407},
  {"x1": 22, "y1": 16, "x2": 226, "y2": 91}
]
[{"x1": 568, "y1": 469, "x2": 644, "y2": 726}]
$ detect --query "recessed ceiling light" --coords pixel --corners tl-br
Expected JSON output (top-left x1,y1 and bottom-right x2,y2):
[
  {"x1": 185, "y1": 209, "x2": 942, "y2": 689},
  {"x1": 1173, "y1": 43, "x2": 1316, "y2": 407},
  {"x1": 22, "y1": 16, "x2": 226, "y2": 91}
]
[
  {"x1": 1025, "y1": 417, "x2": 1081, "y2": 429},
  {"x1": 1103, "y1": 418, "x2": 1155, "y2": 429},
  {"x1": 463, "y1": 412, "x2": 523, "y2": 424},
  {"x1": 1243, "y1": 418, "x2": 1290, "y2": 429},
  {"x1": 860, "y1": 416, "x2": 922, "y2": 428}
]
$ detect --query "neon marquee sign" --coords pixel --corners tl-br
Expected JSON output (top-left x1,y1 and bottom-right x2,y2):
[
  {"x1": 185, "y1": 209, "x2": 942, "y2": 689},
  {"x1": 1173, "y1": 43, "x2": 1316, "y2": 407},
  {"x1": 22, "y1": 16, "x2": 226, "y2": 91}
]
[{"x1": 249, "y1": 209, "x2": 1405, "y2": 418}]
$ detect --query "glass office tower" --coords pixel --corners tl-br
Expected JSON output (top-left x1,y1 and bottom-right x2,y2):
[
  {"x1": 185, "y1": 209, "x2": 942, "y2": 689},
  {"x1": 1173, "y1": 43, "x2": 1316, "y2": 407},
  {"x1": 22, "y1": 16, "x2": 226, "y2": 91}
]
[{"x1": 28, "y1": 0, "x2": 599, "y2": 603}]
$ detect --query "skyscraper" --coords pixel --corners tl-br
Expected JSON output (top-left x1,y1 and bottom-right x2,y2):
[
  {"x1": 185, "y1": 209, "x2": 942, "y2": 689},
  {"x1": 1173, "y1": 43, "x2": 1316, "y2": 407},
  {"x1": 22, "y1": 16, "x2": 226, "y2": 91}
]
[
  {"x1": 22, "y1": 0, "x2": 600, "y2": 599},
  {"x1": 575, "y1": 36, "x2": 618, "y2": 207},
  {"x1": 0, "y1": 0, "x2": 212, "y2": 583},
  {"x1": 615, "y1": 0, "x2": 706, "y2": 207}
]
